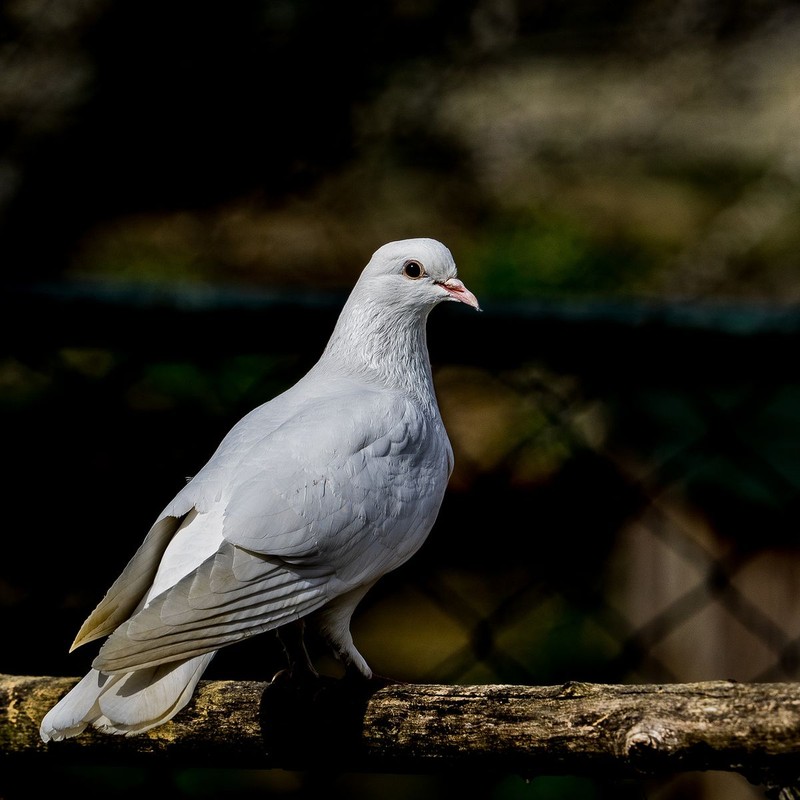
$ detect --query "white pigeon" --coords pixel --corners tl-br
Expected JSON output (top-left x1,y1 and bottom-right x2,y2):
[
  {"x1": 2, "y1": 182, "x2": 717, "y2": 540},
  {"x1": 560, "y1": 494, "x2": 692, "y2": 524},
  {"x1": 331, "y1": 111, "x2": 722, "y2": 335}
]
[{"x1": 40, "y1": 237, "x2": 479, "y2": 741}]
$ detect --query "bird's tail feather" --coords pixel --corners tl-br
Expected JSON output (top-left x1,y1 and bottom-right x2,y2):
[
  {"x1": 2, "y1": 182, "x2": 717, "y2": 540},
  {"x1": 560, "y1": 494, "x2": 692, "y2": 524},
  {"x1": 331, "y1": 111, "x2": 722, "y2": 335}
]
[{"x1": 39, "y1": 652, "x2": 215, "y2": 741}]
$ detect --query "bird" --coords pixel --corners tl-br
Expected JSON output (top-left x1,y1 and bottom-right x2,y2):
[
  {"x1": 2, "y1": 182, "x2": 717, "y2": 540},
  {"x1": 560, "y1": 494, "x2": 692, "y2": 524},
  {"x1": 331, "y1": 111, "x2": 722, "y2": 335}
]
[{"x1": 40, "y1": 237, "x2": 479, "y2": 741}]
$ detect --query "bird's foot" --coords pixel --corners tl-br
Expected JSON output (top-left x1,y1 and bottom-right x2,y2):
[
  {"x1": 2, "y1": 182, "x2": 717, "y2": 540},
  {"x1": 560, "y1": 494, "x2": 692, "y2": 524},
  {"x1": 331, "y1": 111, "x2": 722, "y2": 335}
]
[
  {"x1": 270, "y1": 662, "x2": 320, "y2": 689},
  {"x1": 265, "y1": 663, "x2": 333, "y2": 720},
  {"x1": 342, "y1": 667, "x2": 402, "y2": 692}
]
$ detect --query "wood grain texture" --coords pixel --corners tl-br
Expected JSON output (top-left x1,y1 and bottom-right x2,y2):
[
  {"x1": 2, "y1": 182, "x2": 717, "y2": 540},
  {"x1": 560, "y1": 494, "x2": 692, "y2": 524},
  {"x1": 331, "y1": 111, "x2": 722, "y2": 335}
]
[{"x1": 2, "y1": 673, "x2": 799, "y2": 790}]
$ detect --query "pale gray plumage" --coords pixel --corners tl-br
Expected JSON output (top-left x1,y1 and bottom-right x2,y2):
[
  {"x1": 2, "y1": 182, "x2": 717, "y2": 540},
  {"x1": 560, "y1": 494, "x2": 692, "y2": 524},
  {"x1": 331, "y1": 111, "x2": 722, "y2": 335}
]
[{"x1": 40, "y1": 237, "x2": 479, "y2": 741}]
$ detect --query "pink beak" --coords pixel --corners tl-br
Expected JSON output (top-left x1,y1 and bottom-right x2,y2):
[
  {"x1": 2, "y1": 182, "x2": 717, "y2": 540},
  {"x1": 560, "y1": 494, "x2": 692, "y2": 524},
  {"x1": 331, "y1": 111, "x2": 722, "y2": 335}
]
[{"x1": 440, "y1": 278, "x2": 481, "y2": 310}]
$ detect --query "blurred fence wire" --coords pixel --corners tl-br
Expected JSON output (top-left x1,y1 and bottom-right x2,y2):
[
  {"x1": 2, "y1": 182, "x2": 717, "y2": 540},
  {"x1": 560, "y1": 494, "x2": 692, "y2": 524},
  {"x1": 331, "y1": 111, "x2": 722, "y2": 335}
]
[{"x1": 2, "y1": 280, "x2": 799, "y2": 798}]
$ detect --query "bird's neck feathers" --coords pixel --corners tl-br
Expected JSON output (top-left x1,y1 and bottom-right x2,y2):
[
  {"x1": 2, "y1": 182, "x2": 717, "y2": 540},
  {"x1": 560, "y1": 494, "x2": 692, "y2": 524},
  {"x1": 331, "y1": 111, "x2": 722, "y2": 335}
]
[{"x1": 320, "y1": 290, "x2": 436, "y2": 399}]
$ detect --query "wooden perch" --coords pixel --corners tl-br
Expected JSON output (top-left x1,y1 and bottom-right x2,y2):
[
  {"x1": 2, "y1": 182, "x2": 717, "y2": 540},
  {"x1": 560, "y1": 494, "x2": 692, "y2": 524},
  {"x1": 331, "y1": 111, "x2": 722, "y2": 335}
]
[{"x1": 2, "y1": 673, "x2": 799, "y2": 790}]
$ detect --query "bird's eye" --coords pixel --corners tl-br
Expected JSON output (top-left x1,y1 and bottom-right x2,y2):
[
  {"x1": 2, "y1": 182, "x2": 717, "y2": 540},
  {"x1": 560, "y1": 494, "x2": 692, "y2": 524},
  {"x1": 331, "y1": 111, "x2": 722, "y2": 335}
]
[{"x1": 402, "y1": 260, "x2": 425, "y2": 279}]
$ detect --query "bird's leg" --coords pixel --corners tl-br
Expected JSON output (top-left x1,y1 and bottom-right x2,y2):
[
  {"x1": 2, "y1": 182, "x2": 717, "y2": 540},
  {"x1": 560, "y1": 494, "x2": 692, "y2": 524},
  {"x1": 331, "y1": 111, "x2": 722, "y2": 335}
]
[
  {"x1": 317, "y1": 610, "x2": 400, "y2": 689},
  {"x1": 274, "y1": 619, "x2": 319, "y2": 683}
]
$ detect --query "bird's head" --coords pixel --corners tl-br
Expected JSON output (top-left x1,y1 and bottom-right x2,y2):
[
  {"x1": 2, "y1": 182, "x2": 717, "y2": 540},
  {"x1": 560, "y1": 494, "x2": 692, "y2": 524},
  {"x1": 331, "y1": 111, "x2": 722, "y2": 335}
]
[
  {"x1": 322, "y1": 238, "x2": 479, "y2": 388},
  {"x1": 357, "y1": 238, "x2": 480, "y2": 313}
]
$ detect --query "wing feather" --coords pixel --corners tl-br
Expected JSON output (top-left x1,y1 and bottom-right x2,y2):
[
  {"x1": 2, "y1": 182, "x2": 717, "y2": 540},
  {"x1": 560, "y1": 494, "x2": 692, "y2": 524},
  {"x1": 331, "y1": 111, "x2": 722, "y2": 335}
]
[
  {"x1": 92, "y1": 540, "x2": 330, "y2": 673},
  {"x1": 218, "y1": 391, "x2": 451, "y2": 577}
]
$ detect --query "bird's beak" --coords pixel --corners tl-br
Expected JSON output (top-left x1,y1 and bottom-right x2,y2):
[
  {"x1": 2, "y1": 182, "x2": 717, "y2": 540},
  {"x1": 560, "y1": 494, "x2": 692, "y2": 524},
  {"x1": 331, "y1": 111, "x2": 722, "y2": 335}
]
[{"x1": 440, "y1": 278, "x2": 481, "y2": 310}]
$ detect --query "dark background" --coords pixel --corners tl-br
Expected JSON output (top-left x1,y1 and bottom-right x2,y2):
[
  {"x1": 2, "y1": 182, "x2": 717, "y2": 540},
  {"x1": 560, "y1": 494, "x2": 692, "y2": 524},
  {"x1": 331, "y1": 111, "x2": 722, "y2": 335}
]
[{"x1": 3, "y1": 2, "x2": 800, "y2": 799}]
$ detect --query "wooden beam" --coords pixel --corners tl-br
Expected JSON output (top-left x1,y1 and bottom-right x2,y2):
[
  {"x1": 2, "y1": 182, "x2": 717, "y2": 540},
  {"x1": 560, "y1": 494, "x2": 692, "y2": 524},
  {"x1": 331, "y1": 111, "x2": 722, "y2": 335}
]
[{"x1": 2, "y1": 673, "x2": 799, "y2": 792}]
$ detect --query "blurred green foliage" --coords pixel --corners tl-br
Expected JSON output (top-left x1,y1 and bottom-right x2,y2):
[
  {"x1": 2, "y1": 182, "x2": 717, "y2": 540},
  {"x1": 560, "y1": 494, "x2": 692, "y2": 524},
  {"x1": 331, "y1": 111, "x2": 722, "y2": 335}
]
[{"x1": 466, "y1": 214, "x2": 650, "y2": 298}]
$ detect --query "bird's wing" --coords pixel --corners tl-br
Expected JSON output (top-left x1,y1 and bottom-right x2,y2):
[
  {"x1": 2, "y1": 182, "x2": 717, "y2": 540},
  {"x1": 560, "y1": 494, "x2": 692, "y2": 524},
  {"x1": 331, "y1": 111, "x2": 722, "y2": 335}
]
[
  {"x1": 92, "y1": 539, "x2": 329, "y2": 672},
  {"x1": 69, "y1": 382, "x2": 316, "y2": 651},
  {"x1": 218, "y1": 388, "x2": 452, "y2": 580},
  {"x1": 89, "y1": 387, "x2": 450, "y2": 672}
]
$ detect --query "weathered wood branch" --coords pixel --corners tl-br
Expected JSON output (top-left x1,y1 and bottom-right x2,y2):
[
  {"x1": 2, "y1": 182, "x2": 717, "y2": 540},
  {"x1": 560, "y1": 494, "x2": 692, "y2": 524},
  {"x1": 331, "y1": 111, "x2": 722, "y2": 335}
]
[{"x1": 2, "y1": 673, "x2": 799, "y2": 790}]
